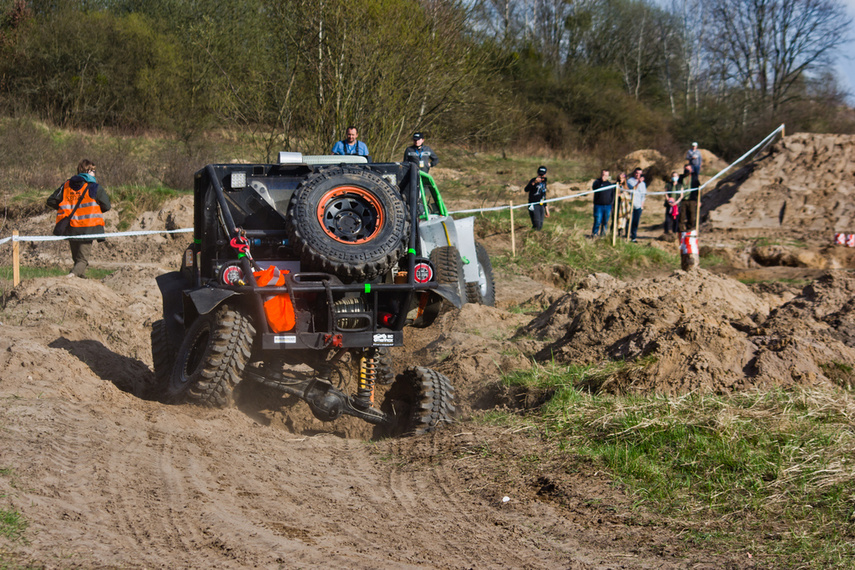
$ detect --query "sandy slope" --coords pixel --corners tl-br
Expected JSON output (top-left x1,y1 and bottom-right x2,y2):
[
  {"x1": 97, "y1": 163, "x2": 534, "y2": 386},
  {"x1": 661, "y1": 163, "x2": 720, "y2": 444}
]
[{"x1": 0, "y1": 273, "x2": 741, "y2": 569}]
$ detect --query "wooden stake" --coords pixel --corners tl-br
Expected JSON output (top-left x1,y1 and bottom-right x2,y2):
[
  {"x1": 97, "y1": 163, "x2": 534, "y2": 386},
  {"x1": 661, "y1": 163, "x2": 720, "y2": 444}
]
[
  {"x1": 695, "y1": 186, "x2": 702, "y2": 235},
  {"x1": 510, "y1": 202, "x2": 516, "y2": 257},
  {"x1": 12, "y1": 230, "x2": 20, "y2": 287},
  {"x1": 612, "y1": 183, "x2": 619, "y2": 246}
]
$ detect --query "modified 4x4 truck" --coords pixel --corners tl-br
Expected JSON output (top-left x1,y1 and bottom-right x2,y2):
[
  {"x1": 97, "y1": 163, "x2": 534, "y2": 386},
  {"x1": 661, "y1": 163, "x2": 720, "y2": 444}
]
[{"x1": 151, "y1": 154, "x2": 493, "y2": 436}]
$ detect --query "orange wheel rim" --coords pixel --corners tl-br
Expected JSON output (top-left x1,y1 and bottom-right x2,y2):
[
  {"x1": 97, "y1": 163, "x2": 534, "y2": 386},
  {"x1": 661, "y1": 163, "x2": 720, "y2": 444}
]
[{"x1": 316, "y1": 186, "x2": 385, "y2": 244}]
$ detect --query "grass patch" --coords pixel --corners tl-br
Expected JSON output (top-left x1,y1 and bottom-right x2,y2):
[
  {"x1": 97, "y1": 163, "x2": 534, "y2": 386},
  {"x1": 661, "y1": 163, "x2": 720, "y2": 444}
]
[
  {"x1": 753, "y1": 237, "x2": 809, "y2": 248},
  {"x1": 0, "y1": 467, "x2": 27, "y2": 547},
  {"x1": 0, "y1": 508, "x2": 27, "y2": 542},
  {"x1": 493, "y1": 362, "x2": 855, "y2": 568},
  {"x1": 0, "y1": 265, "x2": 115, "y2": 282},
  {"x1": 487, "y1": 206, "x2": 679, "y2": 283},
  {"x1": 0, "y1": 265, "x2": 117, "y2": 300}
]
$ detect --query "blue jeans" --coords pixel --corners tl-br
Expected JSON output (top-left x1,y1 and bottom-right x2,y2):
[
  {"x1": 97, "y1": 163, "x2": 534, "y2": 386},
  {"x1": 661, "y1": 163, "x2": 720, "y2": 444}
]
[
  {"x1": 592, "y1": 204, "x2": 612, "y2": 236},
  {"x1": 630, "y1": 208, "x2": 643, "y2": 240}
]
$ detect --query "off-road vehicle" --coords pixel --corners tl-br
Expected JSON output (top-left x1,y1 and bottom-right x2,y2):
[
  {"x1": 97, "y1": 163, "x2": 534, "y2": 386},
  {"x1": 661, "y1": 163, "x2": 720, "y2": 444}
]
[
  {"x1": 151, "y1": 154, "x2": 490, "y2": 436},
  {"x1": 416, "y1": 171, "x2": 495, "y2": 308}
]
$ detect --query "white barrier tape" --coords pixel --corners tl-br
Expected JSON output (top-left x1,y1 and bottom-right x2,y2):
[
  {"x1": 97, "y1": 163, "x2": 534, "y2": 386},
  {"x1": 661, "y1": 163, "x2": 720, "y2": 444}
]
[
  {"x1": 450, "y1": 185, "x2": 613, "y2": 215},
  {"x1": 448, "y1": 124, "x2": 785, "y2": 216},
  {"x1": 2, "y1": 227, "x2": 193, "y2": 244},
  {"x1": 3, "y1": 125, "x2": 785, "y2": 242}
]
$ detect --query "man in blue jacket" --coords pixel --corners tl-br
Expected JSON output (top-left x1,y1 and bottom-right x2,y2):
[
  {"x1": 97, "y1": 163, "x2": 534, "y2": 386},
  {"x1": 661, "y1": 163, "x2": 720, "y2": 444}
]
[{"x1": 331, "y1": 126, "x2": 369, "y2": 159}]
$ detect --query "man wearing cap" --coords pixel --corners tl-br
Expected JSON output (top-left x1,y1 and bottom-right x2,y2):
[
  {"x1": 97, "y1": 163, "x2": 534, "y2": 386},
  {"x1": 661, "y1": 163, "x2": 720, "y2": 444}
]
[
  {"x1": 332, "y1": 126, "x2": 370, "y2": 159},
  {"x1": 686, "y1": 142, "x2": 702, "y2": 176},
  {"x1": 524, "y1": 166, "x2": 550, "y2": 231},
  {"x1": 403, "y1": 132, "x2": 439, "y2": 173}
]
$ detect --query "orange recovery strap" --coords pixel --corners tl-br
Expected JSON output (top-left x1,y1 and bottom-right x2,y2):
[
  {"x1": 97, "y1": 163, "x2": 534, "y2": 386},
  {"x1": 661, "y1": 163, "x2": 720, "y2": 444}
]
[{"x1": 252, "y1": 265, "x2": 295, "y2": 333}]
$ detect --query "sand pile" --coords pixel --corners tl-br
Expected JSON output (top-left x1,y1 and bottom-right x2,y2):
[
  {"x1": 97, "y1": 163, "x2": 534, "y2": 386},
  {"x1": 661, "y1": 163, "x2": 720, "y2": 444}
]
[
  {"x1": 703, "y1": 133, "x2": 855, "y2": 232},
  {"x1": 518, "y1": 269, "x2": 855, "y2": 395}
]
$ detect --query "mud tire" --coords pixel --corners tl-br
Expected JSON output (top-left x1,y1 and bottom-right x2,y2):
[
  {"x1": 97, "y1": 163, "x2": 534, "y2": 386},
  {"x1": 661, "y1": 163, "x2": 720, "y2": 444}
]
[
  {"x1": 430, "y1": 245, "x2": 465, "y2": 307},
  {"x1": 150, "y1": 319, "x2": 177, "y2": 400},
  {"x1": 465, "y1": 241, "x2": 496, "y2": 306},
  {"x1": 381, "y1": 366, "x2": 456, "y2": 436},
  {"x1": 376, "y1": 346, "x2": 395, "y2": 385},
  {"x1": 167, "y1": 306, "x2": 255, "y2": 408},
  {"x1": 287, "y1": 166, "x2": 409, "y2": 281}
]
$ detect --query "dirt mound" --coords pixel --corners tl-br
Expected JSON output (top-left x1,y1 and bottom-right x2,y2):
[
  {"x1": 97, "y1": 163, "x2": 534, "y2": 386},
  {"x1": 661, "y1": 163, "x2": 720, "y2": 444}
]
[
  {"x1": 519, "y1": 269, "x2": 855, "y2": 395},
  {"x1": 616, "y1": 149, "x2": 668, "y2": 174},
  {"x1": 703, "y1": 132, "x2": 855, "y2": 232},
  {"x1": 698, "y1": 148, "x2": 728, "y2": 173}
]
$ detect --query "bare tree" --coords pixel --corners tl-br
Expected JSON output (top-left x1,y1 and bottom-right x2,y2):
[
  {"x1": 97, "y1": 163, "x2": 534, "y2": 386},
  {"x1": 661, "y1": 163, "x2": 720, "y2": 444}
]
[
  {"x1": 706, "y1": 0, "x2": 851, "y2": 113},
  {"x1": 670, "y1": 0, "x2": 708, "y2": 113}
]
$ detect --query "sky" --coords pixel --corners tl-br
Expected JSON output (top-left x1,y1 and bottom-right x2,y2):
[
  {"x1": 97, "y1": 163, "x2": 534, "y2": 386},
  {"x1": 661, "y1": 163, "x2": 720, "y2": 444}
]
[{"x1": 837, "y1": 0, "x2": 855, "y2": 103}]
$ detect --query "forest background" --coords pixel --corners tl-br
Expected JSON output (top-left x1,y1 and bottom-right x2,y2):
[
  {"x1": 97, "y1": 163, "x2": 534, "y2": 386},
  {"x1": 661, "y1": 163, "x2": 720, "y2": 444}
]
[{"x1": 1, "y1": 0, "x2": 854, "y2": 180}]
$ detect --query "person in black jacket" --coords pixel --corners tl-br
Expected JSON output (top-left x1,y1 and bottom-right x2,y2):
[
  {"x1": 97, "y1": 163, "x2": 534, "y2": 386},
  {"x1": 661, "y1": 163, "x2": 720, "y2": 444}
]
[
  {"x1": 524, "y1": 166, "x2": 550, "y2": 230},
  {"x1": 46, "y1": 159, "x2": 111, "y2": 278},
  {"x1": 403, "y1": 132, "x2": 438, "y2": 173},
  {"x1": 591, "y1": 169, "x2": 615, "y2": 238}
]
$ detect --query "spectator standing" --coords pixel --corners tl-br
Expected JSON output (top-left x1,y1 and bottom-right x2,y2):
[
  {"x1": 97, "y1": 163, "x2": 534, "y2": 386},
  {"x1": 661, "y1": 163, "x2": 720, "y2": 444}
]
[
  {"x1": 524, "y1": 166, "x2": 550, "y2": 231},
  {"x1": 678, "y1": 165, "x2": 699, "y2": 234},
  {"x1": 46, "y1": 159, "x2": 111, "y2": 278},
  {"x1": 627, "y1": 168, "x2": 646, "y2": 242},
  {"x1": 663, "y1": 171, "x2": 682, "y2": 235},
  {"x1": 686, "y1": 141, "x2": 702, "y2": 176},
  {"x1": 613, "y1": 172, "x2": 632, "y2": 238},
  {"x1": 331, "y1": 126, "x2": 370, "y2": 159},
  {"x1": 403, "y1": 132, "x2": 438, "y2": 173},
  {"x1": 591, "y1": 169, "x2": 614, "y2": 238}
]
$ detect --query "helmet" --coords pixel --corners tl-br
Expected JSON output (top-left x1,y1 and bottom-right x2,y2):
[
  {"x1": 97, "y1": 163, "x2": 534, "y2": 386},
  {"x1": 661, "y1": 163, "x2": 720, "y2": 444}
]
[
  {"x1": 412, "y1": 132, "x2": 424, "y2": 140},
  {"x1": 537, "y1": 166, "x2": 547, "y2": 175}
]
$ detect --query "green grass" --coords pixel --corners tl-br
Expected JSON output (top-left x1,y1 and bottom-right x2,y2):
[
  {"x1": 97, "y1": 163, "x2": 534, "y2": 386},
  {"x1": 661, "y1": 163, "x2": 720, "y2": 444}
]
[
  {"x1": 481, "y1": 203, "x2": 680, "y2": 282},
  {"x1": 0, "y1": 467, "x2": 27, "y2": 547},
  {"x1": 0, "y1": 509, "x2": 26, "y2": 542},
  {"x1": 0, "y1": 265, "x2": 116, "y2": 299},
  {"x1": 752, "y1": 237, "x2": 809, "y2": 248},
  {"x1": 490, "y1": 362, "x2": 855, "y2": 568},
  {"x1": 0, "y1": 265, "x2": 115, "y2": 282}
]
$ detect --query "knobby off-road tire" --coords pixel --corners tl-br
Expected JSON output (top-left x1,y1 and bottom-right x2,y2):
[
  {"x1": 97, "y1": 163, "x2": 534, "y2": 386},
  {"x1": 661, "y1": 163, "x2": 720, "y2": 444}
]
[
  {"x1": 381, "y1": 366, "x2": 456, "y2": 436},
  {"x1": 465, "y1": 241, "x2": 496, "y2": 306},
  {"x1": 408, "y1": 246, "x2": 465, "y2": 329},
  {"x1": 167, "y1": 305, "x2": 255, "y2": 408},
  {"x1": 376, "y1": 346, "x2": 395, "y2": 385},
  {"x1": 287, "y1": 166, "x2": 409, "y2": 282},
  {"x1": 150, "y1": 319, "x2": 177, "y2": 400},
  {"x1": 430, "y1": 245, "x2": 465, "y2": 306}
]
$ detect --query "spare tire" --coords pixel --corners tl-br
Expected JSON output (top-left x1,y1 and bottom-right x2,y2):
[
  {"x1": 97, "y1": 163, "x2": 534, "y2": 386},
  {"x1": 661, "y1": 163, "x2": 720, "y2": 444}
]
[{"x1": 287, "y1": 166, "x2": 409, "y2": 281}]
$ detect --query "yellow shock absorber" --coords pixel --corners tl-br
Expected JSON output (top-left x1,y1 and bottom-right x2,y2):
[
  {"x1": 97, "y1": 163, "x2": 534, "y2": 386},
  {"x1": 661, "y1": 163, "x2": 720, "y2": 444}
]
[{"x1": 354, "y1": 349, "x2": 379, "y2": 408}]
